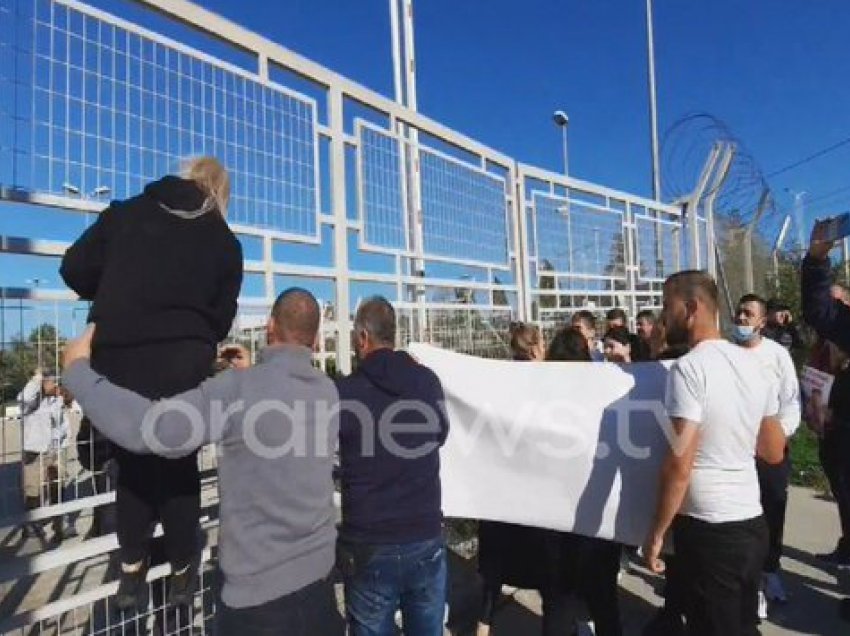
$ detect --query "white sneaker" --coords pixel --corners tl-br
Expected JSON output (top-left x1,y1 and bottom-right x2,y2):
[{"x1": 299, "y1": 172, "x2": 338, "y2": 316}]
[
  {"x1": 757, "y1": 590, "x2": 769, "y2": 620},
  {"x1": 764, "y1": 572, "x2": 789, "y2": 603}
]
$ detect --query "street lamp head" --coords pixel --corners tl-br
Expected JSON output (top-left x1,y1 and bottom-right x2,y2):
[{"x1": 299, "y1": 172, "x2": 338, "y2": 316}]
[
  {"x1": 91, "y1": 186, "x2": 111, "y2": 198},
  {"x1": 62, "y1": 183, "x2": 81, "y2": 196},
  {"x1": 553, "y1": 110, "x2": 569, "y2": 127}
]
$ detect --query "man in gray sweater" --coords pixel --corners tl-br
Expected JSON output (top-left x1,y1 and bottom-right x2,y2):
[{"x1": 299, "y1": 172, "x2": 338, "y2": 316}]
[{"x1": 62, "y1": 288, "x2": 344, "y2": 635}]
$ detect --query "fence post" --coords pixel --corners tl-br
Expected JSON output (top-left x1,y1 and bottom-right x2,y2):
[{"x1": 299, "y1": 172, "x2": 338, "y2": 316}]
[
  {"x1": 687, "y1": 144, "x2": 722, "y2": 270},
  {"x1": 624, "y1": 201, "x2": 639, "y2": 321},
  {"x1": 329, "y1": 86, "x2": 352, "y2": 375},
  {"x1": 703, "y1": 144, "x2": 735, "y2": 279},
  {"x1": 514, "y1": 167, "x2": 533, "y2": 322},
  {"x1": 744, "y1": 187, "x2": 771, "y2": 294}
]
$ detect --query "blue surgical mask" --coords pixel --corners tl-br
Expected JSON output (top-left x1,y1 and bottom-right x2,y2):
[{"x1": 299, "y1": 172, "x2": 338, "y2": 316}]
[{"x1": 733, "y1": 325, "x2": 758, "y2": 343}]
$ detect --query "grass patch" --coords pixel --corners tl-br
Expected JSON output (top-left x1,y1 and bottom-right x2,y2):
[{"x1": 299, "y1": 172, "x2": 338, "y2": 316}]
[{"x1": 790, "y1": 426, "x2": 829, "y2": 494}]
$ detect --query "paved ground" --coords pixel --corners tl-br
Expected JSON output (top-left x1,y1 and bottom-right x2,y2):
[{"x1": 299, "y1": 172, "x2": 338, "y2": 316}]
[
  {"x1": 445, "y1": 487, "x2": 850, "y2": 635},
  {"x1": 2, "y1": 484, "x2": 847, "y2": 634}
]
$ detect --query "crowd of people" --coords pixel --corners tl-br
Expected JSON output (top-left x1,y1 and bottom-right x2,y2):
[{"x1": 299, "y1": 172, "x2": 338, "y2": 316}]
[
  {"x1": 11, "y1": 159, "x2": 850, "y2": 635},
  {"x1": 474, "y1": 279, "x2": 803, "y2": 636}
]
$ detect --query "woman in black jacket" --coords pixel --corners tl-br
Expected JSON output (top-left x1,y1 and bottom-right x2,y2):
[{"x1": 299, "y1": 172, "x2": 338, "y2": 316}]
[{"x1": 60, "y1": 156, "x2": 243, "y2": 611}]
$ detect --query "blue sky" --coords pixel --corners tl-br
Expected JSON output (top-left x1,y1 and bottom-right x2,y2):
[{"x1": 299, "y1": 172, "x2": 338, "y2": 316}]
[
  {"x1": 199, "y1": 0, "x2": 850, "y2": 216},
  {"x1": 2, "y1": 0, "x2": 850, "y2": 339}
]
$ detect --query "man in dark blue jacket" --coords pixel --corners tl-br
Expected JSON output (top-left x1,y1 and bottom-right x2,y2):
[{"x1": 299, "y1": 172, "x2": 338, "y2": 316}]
[
  {"x1": 336, "y1": 296, "x2": 450, "y2": 636},
  {"x1": 803, "y1": 240, "x2": 850, "y2": 352},
  {"x1": 801, "y1": 235, "x2": 850, "y2": 623}
]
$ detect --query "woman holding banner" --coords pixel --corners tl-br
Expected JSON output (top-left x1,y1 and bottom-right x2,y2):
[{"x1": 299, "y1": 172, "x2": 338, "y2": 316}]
[{"x1": 476, "y1": 323, "x2": 577, "y2": 636}]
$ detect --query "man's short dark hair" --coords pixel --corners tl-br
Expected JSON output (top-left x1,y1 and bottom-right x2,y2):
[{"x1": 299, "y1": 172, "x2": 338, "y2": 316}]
[
  {"x1": 766, "y1": 298, "x2": 789, "y2": 313},
  {"x1": 664, "y1": 270, "x2": 719, "y2": 312},
  {"x1": 636, "y1": 309, "x2": 656, "y2": 323},
  {"x1": 603, "y1": 326, "x2": 631, "y2": 347},
  {"x1": 355, "y1": 296, "x2": 396, "y2": 346},
  {"x1": 546, "y1": 326, "x2": 591, "y2": 362},
  {"x1": 606, "y1": 308, "x2": 628, "y2": 323},
  {"x1": 271, "y1": 287, "x2": 321, "y2": 347},
  {"x1": 738, "y1": 293, "x2": 767, "y2": 317},
  {"x1": 571, "y1": 309, "x2": 597, "y2": 330}
]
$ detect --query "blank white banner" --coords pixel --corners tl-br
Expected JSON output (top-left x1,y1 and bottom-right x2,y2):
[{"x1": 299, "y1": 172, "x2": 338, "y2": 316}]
[{"x1": 408, "y1": 343, "x2": 674, "y2": 547}]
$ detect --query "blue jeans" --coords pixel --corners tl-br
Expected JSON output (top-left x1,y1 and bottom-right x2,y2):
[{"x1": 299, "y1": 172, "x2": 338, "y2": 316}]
[{"x1": 340, "y1": 536, "x2": 447, "y2": 636}]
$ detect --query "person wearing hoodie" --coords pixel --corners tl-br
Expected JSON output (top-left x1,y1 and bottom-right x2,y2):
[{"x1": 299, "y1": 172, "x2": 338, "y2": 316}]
[
  {"x1": 336, "y1": 296, "x2": 450, "y2": 636},
  {"x1": 61, "y1": 288, "x2": 344, "y2": 636},
  {"x1": 59, "y1": 157, "x2": 243, "y2": 610}
]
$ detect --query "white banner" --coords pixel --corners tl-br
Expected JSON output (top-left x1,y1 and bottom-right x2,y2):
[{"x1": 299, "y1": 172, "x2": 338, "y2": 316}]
[{"x1": 408, "y1": 343, "x2": 674, "y2": 547}]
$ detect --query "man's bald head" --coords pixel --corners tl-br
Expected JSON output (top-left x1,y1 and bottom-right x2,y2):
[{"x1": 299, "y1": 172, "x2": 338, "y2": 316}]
[{"x1": 269, "y1": 288, "x2": 320, "y2": 347}]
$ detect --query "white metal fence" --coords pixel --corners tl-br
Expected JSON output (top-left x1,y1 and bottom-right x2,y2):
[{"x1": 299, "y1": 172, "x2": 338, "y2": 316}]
[{"x1": 0, "y1": 0, "x2": 708, "y2": 631}]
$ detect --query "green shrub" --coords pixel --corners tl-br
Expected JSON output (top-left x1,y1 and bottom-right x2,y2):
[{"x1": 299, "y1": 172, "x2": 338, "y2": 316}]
[{"x1": 790, "y1": 426, "x2": 829, "y2": 494}]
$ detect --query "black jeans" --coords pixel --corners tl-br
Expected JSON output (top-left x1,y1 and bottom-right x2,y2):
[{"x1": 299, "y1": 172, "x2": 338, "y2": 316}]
[
  {"x1": 574, "y1": 537, "x2": 623, "y2": 636},
  {"x1": 480, "y1": 581, "x2": 572, "y2": 636},
  {"x1": 673, "y1": 514, "x2": 768, "y2": 636},
  {"x1": 216, "y1": 576, "x2": 344, "y2": 636},
  {"x1": 91, "y1": 458, "x2": 118, "y2": 537},
  {"x1": 820, "y1": 429, "x2": 850, "y2": 555},
  {"x1": 92, "y1": 340, "x2": 213, "y2": 567},
  {"x1": 114, "y1": 447, "x2": 200, "y2": 567},
  {"x1": 756, "y1": 454, "x2": 790, "y2": 573}
]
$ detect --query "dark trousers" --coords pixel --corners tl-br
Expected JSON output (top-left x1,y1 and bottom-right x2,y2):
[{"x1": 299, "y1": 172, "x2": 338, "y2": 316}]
[
  {"x1": 216, "y1": 576, "x2": 344, "y2": 636},
  {"x1": 92, "y1": 339, "x2": 214, "y2": 567},
  {"x1": 480, "y1": 581, "x2": 572, "y2": 636},
  {"x1": 820, "y1": 429, "x2": 850, "y2": 555},
  {"x1": 574, "y1": 537, "x2": 623, "y2": 636},
  {"x1": 673, "y1": 514, "x2": 768, "y2": 636},
  {"x1": 115, "y1": 447, "x2": 200, "y2": 566},
  {"x1": 91, "y1": 458, "x2": 118, "y2": 537},
  {"x1": 756, "y1": 454, "x2": 790, "y2": 573}
]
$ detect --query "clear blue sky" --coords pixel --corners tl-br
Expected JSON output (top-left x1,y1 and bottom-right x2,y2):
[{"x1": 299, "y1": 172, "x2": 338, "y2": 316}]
[{"x1": 200, "y1": 0, "x2": 850, "y2": 216}]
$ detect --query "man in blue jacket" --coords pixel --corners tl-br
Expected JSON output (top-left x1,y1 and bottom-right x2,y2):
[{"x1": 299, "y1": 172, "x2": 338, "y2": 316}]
[
  {"x1": 336, "y1": 296, "x2": 450, "y2": 636},
  {"x1": 801, "y1": 234, "x2": 850, "y2": 623}
]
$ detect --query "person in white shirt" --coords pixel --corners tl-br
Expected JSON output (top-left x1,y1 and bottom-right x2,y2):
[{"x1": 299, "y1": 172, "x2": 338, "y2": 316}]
[
  {"x1": 733, "y1": 294, "x2": 802, "y2": 612},
  {"x1": 642, "y1": 270, "x2": 787, "y2": 636},
  {"x1": 17, "y1": 370, "x2": 80, "y2": 539}
]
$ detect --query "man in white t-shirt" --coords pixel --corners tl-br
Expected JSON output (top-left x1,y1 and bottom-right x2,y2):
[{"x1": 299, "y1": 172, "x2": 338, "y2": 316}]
[
  {"x1": 642, "y1": 270, "x2": 787, "y2": 636},
  {"x1": 733, "y1": 294, "x2": 801, "y2": 612}
]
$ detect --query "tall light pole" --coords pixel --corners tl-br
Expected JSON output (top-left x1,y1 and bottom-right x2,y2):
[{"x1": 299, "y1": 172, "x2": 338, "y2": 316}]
[
  {"x1": 553, "y1": 110, "x2": 570, "y2": 177},
  {"x1": 645, "y1": 0, "x2": 662, "y2": 201}
]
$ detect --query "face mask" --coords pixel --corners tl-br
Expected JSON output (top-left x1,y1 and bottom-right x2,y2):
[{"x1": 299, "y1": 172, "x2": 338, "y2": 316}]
[{"x1": 733, "y1": 325, "x2": 757, "y2": 343}]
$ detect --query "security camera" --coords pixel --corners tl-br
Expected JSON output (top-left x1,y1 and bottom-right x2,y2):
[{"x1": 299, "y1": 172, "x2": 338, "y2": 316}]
[{"x1": 553, "y1": 110, "x2": 569, "y2": 127}]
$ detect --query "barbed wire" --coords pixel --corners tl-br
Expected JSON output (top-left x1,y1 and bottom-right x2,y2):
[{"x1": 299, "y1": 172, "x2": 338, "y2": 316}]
[{"x1": 661, "y1": 112, "x2": 778, "y2": 226}]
